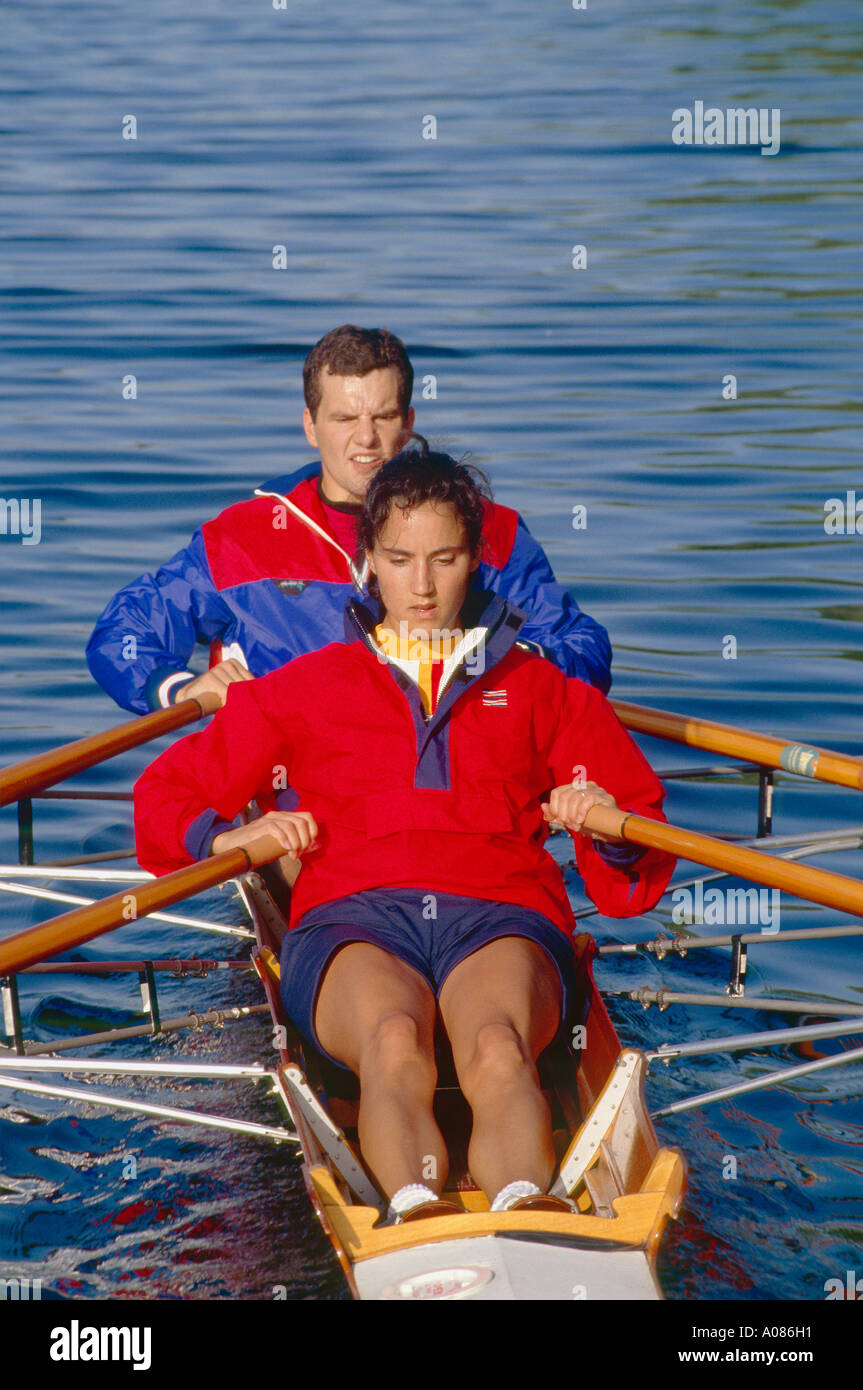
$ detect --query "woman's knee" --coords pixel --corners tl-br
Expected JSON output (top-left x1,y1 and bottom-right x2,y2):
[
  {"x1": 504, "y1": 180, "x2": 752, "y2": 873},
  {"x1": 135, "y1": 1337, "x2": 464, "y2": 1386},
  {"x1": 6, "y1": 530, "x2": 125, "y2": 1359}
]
[
  {"x1": 358, "y1": 1011, "x2": 436, "y2": 1089},
  {"x1": 457, "y1": 1020, "x2": 532, "y2": 1100}
]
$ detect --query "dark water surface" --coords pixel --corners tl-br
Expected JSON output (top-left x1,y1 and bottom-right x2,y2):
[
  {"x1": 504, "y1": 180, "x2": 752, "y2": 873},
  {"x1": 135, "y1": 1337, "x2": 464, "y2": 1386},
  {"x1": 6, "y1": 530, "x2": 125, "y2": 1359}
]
[{"x1": 1, "y1": 0, "x2": 861, "y2": 1301}]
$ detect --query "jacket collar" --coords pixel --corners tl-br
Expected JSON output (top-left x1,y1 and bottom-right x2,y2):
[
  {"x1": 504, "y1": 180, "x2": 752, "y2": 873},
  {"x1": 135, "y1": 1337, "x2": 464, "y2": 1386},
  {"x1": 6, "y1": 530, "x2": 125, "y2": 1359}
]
[
  {"x1": 255, "y1": 463, "x2": 321, "y2": 495},
  {"x1": 254, "y1": 465, "x2": 368, "y2": 590},
  {"x1": 344, "y1": 590, "x2": 529, "y2": 685}
]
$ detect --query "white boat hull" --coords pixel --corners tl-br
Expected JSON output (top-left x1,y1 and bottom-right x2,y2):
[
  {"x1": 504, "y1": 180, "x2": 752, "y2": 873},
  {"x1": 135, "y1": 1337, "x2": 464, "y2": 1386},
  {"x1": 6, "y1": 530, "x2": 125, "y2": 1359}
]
[{"x1": 353, "y1": 1232, "x2": 661, "y2": 1301}]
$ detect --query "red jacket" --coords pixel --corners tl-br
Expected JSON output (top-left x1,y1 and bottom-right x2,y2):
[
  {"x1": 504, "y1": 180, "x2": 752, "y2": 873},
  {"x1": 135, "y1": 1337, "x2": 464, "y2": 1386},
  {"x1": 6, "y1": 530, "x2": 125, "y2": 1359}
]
[{"x1": 134, "y1": 596, "x2": 674, "y2": 933}]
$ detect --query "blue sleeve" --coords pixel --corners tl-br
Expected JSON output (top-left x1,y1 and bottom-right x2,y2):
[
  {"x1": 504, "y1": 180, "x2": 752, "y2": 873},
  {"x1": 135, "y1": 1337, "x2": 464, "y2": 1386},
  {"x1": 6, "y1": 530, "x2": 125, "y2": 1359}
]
[
  {"x1": 85, "y1": 529, "x2": 236, "y2": 714},
  {"x1": 479, "y1": 517, "x2": 613, "y2": 692}
]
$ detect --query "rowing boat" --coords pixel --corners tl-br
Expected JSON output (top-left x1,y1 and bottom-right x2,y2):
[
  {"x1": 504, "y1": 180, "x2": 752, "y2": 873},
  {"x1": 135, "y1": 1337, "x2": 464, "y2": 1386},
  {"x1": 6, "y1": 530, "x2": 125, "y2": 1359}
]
[
  {"x1": 241, "y1": 866, "x2": 686, "y2": 1301},
  {"x1": 1, "y1": 698, "x2": 862, "y2": 1301}
]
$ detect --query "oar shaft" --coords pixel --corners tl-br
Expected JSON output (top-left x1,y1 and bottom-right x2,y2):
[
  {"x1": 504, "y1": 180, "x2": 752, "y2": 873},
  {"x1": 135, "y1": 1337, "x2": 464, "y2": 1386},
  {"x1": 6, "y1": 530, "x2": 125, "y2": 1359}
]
[
  {"x1": 611, "y1": 700, "x2": 863, "y2": 792},
  {"x1": 585, "y1": 805, "x2": 863, "y2": 918},
  {"x1": 0, "y1": 691, "x2": 222, "y2": 808},
  {"x1": 0, "y1": 835, "x2": 285, "y2": 975}
]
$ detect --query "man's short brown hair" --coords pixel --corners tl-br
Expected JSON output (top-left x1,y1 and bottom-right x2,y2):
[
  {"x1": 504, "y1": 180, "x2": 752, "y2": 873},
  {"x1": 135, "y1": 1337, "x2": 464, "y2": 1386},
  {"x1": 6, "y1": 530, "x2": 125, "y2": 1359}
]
[{"x1": 303, "y1": 325, "x2": 414, "y2": 420}]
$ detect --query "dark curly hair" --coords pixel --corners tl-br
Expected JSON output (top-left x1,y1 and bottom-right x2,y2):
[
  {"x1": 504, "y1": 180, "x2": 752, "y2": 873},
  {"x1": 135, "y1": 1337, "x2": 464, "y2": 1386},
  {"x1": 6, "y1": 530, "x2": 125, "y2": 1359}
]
[
  {"x1": 303, "y1": 325, "x2": 413, "y2": 419},
  {"x1": 358, "y1": 438, "x2": 492, "y2": 570}
]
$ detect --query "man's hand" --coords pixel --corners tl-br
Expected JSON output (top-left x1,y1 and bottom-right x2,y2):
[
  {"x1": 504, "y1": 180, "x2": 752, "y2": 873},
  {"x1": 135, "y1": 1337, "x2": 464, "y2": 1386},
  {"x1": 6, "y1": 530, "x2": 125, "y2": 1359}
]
[
  {"x1": 174, "y1": 659, "x2": 255, "y2": 708},
  {"x1": 211, "y1": 810, "x2": 319, "y2": 860},
  {"x1": 541, "y1": 781, "x2": 619, "y2": 843}
]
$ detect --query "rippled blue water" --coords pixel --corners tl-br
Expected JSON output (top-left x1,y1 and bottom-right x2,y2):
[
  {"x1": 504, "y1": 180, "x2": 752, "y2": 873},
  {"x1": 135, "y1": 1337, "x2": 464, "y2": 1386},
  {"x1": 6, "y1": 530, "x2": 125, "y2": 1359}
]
[{"x1": 1, "y1": 0, "x2": 861, "y2": 1301}]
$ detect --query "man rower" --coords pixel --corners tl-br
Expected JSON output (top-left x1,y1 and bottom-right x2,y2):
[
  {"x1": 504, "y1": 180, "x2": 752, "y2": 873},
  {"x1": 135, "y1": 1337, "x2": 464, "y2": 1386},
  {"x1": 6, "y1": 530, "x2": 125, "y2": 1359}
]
[
  {"x1": 134, "y1": 447, "x2": 673, "y2": 1222},
  {"x1": 86, "y1": 325, "x2": 611, "y2": 713}
]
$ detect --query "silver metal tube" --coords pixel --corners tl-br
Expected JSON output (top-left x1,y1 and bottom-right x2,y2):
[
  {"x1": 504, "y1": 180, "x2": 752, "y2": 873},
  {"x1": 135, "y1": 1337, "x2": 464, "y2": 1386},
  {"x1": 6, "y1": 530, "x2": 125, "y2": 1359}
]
[
  {"x1": 13, "y1": 1003, "x2": 271, "y2": 1054},
  {"x1": 646, "y1": 1017, "x2": 863, "y2": 1062},
  {"x1": 653, "y1": 764, "x2": 755, "y2": 779},
  {"x1": 652, "y1": 1043, "x2": 863, "y2": 1118},
  {"x1": 0, "y1": 1055, "x2": 274, "y2": 1079},
  {"x1": 0, "y1": 865, "x2": 155, "y2": 881},
  {"x1": 736, "y1": 831, "x2": 863, "y2": 852},
  {"x1": 602, "y1": 922, "x2": 863, "y2": 955},
  {"x1": 0, "y1": 879, "x2": 253, "y2": 938},
  {"x1": 21, "y1": 959, "x2": 247, "y2": 975},
  {"x1": 0, "y1": 1073, "x2": 299, "y2": 1142},
  {"x1": 607, "y1": 988, "x2": 863, "y2": 1017}
]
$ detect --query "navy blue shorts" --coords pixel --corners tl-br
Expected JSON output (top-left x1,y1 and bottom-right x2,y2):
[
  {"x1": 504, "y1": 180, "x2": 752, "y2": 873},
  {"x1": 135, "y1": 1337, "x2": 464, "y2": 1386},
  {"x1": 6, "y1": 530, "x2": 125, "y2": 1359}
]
[{"x1": 279, "y1": 888, "x2": 577, "y2": 1070}]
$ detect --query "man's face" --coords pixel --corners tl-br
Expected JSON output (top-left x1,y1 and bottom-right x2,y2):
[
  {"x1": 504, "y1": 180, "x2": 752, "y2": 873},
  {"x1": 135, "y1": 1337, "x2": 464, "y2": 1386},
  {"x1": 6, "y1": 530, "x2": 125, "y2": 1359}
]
[
  {"x1": 303, "y1": 367, "x2": 414, "y2": 504},
  {"x1": 370, "y1": 501, "x2": 480, "y2": 638}
]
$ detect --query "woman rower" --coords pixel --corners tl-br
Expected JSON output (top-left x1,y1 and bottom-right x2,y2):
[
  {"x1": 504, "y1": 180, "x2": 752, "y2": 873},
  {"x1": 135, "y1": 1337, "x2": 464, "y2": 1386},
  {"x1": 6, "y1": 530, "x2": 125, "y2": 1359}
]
[{"x1": 134, "y1": 446, "x2": 675, "y2": 1222}]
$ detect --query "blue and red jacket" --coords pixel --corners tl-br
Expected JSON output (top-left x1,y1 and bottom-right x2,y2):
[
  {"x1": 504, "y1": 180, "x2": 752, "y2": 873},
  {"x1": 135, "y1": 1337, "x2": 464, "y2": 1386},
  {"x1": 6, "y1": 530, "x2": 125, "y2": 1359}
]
[
  {"x1": 87, "y1": 464, "x2": 612, "y2": 713},
  {"x1": 134, "y1": 594, "x2": 673, "y2": 934}
]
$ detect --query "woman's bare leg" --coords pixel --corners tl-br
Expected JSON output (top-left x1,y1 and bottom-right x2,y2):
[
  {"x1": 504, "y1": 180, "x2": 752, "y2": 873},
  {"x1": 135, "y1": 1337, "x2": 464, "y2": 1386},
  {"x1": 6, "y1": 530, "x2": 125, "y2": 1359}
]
[
  {"x1": 438, "y1": 936, "x2": 562, "y2": 1201},
  {"x1": 314, "y1": 942, "x2": 449, "y2": 1199}
]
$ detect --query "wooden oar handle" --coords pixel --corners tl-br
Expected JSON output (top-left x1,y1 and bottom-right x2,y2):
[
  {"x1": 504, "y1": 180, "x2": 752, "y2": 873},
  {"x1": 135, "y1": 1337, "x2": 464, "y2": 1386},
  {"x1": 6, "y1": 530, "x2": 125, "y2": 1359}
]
[
  {"x1": 0, "y1": 690, "x2": 223, "y2": 808},
  {"x1": 583, "y1": 804, "x2": 863, "y2": 918},
  {"x1": 611, "y1": 699, "x2": 863, "y2": 792},
  {"x1": 0, "y1": 833, "x2": 285, "y2": 976}
]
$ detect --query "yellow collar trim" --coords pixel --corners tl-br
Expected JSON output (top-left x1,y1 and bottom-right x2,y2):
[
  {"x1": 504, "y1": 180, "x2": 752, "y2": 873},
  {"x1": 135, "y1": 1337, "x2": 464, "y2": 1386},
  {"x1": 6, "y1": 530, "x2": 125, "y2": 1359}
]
[{"x1": 374, "y1": 624, "x2": 461, "y2": 661}]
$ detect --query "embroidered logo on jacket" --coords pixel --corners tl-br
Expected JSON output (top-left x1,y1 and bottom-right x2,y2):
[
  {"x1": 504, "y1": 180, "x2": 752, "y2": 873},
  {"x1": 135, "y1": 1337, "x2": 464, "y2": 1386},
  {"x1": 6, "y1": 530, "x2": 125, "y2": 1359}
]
[
  {"x1": 278, "y1": 579, "x2": 308, "y2": 595},
  {"x1": 482, "y1": 689, "x2": 507, "y2": 707}
]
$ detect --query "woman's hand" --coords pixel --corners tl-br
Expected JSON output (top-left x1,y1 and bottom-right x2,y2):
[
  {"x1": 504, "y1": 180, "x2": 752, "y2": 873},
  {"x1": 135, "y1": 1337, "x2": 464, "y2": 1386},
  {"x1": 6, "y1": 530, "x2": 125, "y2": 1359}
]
[
  {"x1": 541, "y1": 782, "x2": 619, "y2": 843},
  {"x1": 211, "y1": 810, "x2": 319, "y2": 860}
]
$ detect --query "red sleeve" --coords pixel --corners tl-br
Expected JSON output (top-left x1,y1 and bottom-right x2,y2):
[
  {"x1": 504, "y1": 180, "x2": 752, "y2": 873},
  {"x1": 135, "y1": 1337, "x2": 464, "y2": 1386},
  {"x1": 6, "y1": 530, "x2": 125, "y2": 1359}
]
[
  {"x1": 133, "y1": 672, "x2": 294, "y2": 875},
  {"x1": 547, "y1": 679, "x2": 676, "y2": 918}
]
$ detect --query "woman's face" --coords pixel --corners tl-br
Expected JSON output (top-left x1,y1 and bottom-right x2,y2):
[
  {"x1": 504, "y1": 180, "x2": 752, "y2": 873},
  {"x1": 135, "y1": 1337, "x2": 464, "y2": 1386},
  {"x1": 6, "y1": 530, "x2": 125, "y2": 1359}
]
[{"x1": 370, "y1": 500, "x2": 480, "y2": 638}]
